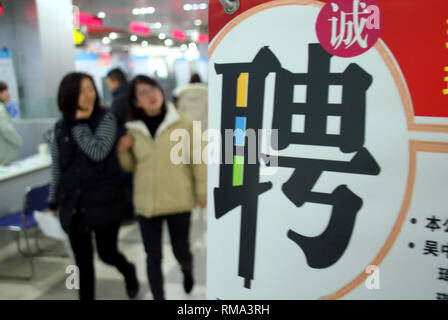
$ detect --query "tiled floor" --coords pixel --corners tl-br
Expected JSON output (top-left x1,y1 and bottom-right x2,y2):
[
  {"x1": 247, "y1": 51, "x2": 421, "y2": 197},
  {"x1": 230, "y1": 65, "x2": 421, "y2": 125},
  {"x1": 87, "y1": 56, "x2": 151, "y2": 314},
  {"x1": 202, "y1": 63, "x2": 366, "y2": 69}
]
[{"x1": 0, "y1": 209, "x2": 207, "y2": 300}]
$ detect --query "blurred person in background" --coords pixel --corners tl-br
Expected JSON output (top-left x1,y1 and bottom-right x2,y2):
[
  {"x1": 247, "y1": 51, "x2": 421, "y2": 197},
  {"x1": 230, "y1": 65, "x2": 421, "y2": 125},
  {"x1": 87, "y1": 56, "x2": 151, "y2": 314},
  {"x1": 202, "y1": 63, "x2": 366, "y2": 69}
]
[
  {"x1": 47, "y1": 72, "x2": 139, "y2": 300},
  {"x1": 117, "y1": 75, "x2": 206, "y2": 300},
  {"x1": 106, "y1": 68, "x2": 134, "y2": 222},
  {"x1": 105, "y1": 68, "x2": 128, "y2": 137},
  {"x1": 173, "y1": 73, "x2": 208, "y2": 130},
  {"x1": 0, "y1": 81, "x2": 23, "y2": 165}
]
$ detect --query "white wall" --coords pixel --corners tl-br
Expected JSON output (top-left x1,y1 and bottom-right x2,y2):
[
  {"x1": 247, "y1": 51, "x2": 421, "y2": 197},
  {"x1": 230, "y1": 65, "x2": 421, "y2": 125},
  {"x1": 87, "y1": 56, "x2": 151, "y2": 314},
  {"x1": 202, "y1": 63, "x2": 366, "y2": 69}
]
[{"x1": 0, "y1": 0, "x2": 75, "y2": 119}]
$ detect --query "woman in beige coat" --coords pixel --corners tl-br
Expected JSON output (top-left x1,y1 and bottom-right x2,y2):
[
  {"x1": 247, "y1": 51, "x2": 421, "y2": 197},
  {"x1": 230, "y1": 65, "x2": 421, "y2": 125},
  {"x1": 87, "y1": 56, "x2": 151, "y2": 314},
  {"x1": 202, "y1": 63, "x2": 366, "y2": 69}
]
[{"x1": 117, "y1": 75, "x2": 206, "y2": 300}]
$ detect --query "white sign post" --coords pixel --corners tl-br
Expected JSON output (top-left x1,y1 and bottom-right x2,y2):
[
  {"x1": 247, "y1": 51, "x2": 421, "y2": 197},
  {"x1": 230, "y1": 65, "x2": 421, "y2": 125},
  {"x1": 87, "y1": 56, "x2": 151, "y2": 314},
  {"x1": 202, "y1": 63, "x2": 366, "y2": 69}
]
[{"x1": 207, "y1": 1, "x2": 448, "y2": 300}]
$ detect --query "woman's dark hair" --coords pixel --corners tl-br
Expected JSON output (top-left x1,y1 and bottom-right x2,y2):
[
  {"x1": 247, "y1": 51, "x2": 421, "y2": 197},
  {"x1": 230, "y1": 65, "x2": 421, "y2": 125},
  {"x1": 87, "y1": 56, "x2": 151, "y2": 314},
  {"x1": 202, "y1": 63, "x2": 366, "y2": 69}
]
[
  {"x1": 190, "y1": 73, "x2": 201, "y2": 84},
  {"x1": 0, "y1": 81, "x2": 8, "y2": 93},
  {"x1": 127, "y1": 75, "x2": 166, "y2": 121},
  {"x1": 57, "y1": 72, "x2": 100, "y2": 120}
]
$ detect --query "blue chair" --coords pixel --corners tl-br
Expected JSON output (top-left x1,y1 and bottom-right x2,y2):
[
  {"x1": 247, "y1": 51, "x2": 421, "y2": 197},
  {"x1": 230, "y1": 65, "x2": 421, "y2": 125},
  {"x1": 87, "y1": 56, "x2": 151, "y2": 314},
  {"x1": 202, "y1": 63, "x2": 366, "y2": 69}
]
[{"x1": 0, "y1": 183, "x2": 50, "y2": 280}]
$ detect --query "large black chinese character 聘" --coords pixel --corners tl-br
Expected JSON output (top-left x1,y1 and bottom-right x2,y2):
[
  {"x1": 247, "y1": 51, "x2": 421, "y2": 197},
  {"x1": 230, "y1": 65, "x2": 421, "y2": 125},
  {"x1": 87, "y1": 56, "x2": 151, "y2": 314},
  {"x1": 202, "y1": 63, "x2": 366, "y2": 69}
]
[{"x1": 214, "y1": 43, "x2": 380, "y2": 289}]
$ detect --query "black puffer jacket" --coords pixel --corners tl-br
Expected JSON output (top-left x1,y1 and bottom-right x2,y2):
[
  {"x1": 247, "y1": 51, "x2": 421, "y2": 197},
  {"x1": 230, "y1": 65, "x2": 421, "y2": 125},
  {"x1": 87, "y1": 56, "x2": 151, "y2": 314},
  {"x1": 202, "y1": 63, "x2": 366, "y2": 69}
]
[{"x1": 54, "y1": 109, "x2": 126, "y2": 231}]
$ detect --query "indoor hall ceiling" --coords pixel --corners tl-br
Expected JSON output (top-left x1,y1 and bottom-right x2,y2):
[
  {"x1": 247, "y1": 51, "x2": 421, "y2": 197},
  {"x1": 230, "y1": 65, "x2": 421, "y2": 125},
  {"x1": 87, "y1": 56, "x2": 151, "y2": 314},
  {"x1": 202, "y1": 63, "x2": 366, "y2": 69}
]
[{"x1": 72, "y1": 0, "x2": 208, "y2": 46}]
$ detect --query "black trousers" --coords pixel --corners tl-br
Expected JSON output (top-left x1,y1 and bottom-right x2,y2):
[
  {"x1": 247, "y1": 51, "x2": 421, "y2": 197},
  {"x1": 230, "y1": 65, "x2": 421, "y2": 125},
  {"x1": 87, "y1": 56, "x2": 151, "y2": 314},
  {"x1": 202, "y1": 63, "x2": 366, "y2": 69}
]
[
  {"x1": 138, "y1": 212, "x2": 193, "y2": 300},
  {"x1": 68, "y1": 214, "x2": 134, "y2": 300},
  {"x1": 121, "y1": 171, "x2": 135, "y2": 222}
]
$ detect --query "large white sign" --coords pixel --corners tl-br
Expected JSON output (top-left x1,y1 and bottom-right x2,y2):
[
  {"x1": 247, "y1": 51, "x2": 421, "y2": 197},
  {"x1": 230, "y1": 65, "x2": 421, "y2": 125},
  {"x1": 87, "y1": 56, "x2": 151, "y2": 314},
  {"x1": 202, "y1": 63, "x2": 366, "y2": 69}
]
[{"x1": 207, "y1": 1, "x2": 448, "y2": 300}]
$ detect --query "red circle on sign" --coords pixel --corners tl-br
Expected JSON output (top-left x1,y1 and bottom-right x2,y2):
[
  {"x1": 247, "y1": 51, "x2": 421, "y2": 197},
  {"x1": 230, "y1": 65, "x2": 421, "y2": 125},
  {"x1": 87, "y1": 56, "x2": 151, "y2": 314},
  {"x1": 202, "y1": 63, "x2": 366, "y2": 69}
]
[{"x1": 316, "y1": 0, "x2": 382, "y2": 58}]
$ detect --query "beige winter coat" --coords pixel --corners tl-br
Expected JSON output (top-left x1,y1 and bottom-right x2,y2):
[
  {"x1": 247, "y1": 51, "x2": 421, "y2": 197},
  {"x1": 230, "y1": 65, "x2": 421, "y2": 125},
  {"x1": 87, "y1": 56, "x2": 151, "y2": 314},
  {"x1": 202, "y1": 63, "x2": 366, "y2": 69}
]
[{"x1": 118, "y1": 103, "x2": 206, "y2": 218}]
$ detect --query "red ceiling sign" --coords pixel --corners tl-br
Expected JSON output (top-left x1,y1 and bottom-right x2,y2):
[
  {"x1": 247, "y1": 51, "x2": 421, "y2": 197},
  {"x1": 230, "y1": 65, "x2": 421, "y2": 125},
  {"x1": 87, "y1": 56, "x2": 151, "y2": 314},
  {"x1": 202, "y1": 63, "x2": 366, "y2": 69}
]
[
  {"x1": 197, "y1": 33, "x2": 208, "y2": 43},
  {"x1": 172, "y1": 29, "x2": 187, "y2": 41},
  {"x1": 74, "y1": 12, "x2": 102, "y2": 28},
  {"x1": 130, "y1": 22, "x2": 151, "y2": 36}
]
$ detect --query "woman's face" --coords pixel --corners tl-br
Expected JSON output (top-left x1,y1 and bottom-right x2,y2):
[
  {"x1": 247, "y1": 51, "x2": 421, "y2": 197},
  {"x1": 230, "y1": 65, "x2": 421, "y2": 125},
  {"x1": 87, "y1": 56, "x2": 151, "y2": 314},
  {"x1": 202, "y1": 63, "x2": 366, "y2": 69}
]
[
  {"x1": 135, "y1": 83, "x2": 164, "y2": 116},
  {"x1": 0, "y1": 89, "x2": 10, "y2": 103},
  {"x1": 77, "y1": 77, "x2": 96, "y2": 117}
]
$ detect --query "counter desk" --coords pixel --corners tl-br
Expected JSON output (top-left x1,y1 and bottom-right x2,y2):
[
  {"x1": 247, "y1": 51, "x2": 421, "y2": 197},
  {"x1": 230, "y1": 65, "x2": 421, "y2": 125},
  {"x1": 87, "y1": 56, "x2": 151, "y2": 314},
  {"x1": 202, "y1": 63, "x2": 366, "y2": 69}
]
[{"x1": 0, "y1": 154, "x2": 51, "y2": 217}]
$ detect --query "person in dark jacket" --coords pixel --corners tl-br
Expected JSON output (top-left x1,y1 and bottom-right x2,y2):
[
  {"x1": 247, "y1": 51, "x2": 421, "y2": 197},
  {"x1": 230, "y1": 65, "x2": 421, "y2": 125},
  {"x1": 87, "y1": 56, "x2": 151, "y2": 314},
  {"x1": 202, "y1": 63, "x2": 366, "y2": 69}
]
[
  {"x1": 106, "y1": 68, "x2": 128, "y2": 137},
  {"x1": 106, "y1": 68, "x2": 134, "y2": 222},
  {"x1": 47, "y1": 72, "x2": 139, "y2": 300}
]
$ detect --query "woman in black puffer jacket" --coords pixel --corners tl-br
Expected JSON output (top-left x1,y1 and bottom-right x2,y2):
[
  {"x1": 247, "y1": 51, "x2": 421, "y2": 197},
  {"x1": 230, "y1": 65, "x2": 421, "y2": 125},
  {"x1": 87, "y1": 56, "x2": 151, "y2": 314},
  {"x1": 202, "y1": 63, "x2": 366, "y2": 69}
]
[{"x1": 47, "y1": 72, "x2": 138, "y2": 300}]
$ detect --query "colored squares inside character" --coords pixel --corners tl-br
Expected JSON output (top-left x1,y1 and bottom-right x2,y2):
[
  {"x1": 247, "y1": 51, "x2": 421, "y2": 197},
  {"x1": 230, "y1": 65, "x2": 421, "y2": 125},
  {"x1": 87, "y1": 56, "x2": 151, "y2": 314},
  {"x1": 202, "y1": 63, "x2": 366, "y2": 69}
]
[
  {"x1": 236, "y1": 72, "x2": 248, "y2": 107},
  {"x1": 233, "y1": 72, "x2": 248, "y2": 186},
  {"x1": 234, "y1": 117, "x2": 246, "y2": 146},
  {"x1": 232, "y1": 155, "x2": 244, "y2": 186},
  {"x1": 233, "y1": 117, "x2": 246, "y2": 186}
]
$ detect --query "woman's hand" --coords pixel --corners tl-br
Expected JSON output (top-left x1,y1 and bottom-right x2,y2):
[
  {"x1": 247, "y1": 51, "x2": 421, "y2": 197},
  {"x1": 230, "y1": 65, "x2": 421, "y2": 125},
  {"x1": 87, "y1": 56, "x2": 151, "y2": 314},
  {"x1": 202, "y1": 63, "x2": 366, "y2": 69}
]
[
  {"x1": 199, "y1": 199, "x2": 207, "y2": 209},
  {"x1": 117, "y1": 135, "x2": 134, "y2": 152}
]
